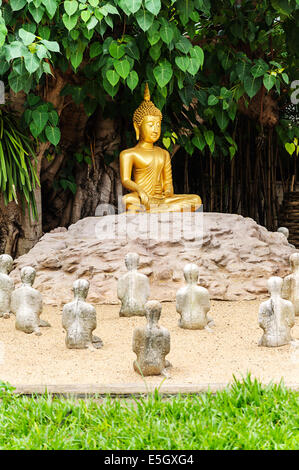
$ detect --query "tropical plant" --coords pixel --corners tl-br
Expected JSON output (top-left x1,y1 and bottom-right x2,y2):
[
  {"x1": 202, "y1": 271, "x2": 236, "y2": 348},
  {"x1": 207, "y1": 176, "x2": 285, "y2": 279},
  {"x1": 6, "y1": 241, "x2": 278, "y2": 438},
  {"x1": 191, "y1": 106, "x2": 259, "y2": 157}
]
[
  {"x1": 0, "y1": 108, "x2": 39, "y2": 218},
  {"x1": 0, "y1": 0, "x2": 298, "y2": 252}
]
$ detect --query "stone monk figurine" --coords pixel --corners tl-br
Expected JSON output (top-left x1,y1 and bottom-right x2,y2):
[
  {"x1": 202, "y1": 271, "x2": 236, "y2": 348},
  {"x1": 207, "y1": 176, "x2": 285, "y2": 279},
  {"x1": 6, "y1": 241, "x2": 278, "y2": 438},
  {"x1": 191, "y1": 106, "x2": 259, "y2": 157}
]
[
  {"x1": 132, "y1": 300, "x2": 171, "y2": 376},
  {"x1": 282, "y1": 253, "x2": 299, "y2": 316},
  {"x1": 120, "y1": 84, "x2": 202, "y2": 213},
  {"x1": 176, "y1": 263, "x2": 214, "y2": 330},
  {"x1": 11, "y1": 266, "x2": 51, "y2": 335},
  {"x1": 258, "y1": 276, "x2": 295, "y2": 348},
  {"x1": 0, "y1": 254, "x2": 14, "y2": 319},
  {"x1": 62, "y1": 279, "x2": 103, "y2": 350},
  {"x1": 117, "y1": 252, "x2": 150, "y2": 317}
]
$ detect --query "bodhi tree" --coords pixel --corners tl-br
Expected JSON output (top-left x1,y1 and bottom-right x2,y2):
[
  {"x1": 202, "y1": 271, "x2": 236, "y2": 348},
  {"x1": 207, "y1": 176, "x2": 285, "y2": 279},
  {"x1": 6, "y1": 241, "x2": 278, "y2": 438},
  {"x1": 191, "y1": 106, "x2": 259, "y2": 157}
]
[{"x1": 0, "y1": 0, "x2": 298, "y2": 255}]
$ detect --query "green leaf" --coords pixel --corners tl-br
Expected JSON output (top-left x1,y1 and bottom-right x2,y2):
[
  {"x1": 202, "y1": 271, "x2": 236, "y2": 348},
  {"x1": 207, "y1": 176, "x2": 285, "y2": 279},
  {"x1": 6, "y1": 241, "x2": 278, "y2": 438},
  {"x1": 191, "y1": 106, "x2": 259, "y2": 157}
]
[
  {"x1": 41, "y1": 39, "x2": 60, "y2": 52},
  {"x1": 208, "y1": 95, "x2": 219, "y2": 106},
  {"x1": 28, "y1": 4, "x2": 45, "y2": 23},
  {"x1": 90, "y1": 42, "x2": 102, "y2": 58},
  {"x1": 126, "y1": 70, "x2": 139, "y2": 91},
  {"x1": 153, "y1": 60, "x2": 173, "y2": 87},
  {"x1": 150, "y1": 43, "x2": 161, "y2": 61},
  {"x1": 45, "y1": 126, "x2": 61, "y2": 146},
  {"x1": 190, "y1": 46, "x2": 204, "y2": 66},
  {"x1": 285, "y1": 142, "x2": 295, "y2": 155},
  {"x1": 145, "y1": 0, "x2": 161, "y2": 15},
  {"x1": 43, "y1": 0, "x2": 58, "y2": 18},
  {"x1": 160, "y1": 25, "x2": 174, "y2": 44},
  {"x1": 81, "y1": 10, "x2": 91, "y2": 22},
  {"x1": 62, "y1": 13, "x2": 78, "y2": 31},
  {"x1": 204, "y1": 130, "x2": 214, "y2": 147},
  {"x1": 236, "y1": 62, "x2": 251, "y2": 82},
  {"x1": 109, "y1": 42, "x2": 126, "y2": 59},
  {"x1": 106, "y1": 69, "x2": 120, "y2": 87},
  {"x1": 10, "y1": 0, "x2": 26, "y2": 11},
  {"x1": 147, "y1": 27, "x2": 160, "y2": 46},
  {"x1": 24, "y1": 53, "x2": 40, "y2": 73},
  {"x1": 86, "y1": 16, "x2": 98, "y2": 30},
  {"x1": 244, "y1": 76, "x2": 262, "y2": 98},
  {"x1": 5, "y1": 42, "x2": 28, "y2": 60},
  {"x1": 175, "y1": 56, "x2": 189, "y2": 73},
  {"x1": 263, "y1": 74, "x2": 276, "y2": 91},
  {"x1": 251, "y1": 61, "x2": 268, "y2": 78},
  {"x1": 64, "y1": 0, "x2": 78, "y2": 16},
  {"x1": 32, "y1": 109, "x2": 48, "y2": 133},
  {"x1": 215, "y1": 108, "x2": 229, "y2": 130},
  {"x1": 282, "y1": 73, "x2": 289, "y2": 84},
  {"x1": 136, "y1": 9, "x2": 154, "y2": 31},
  {"x1": 188, "y1": 57, "x2": 200, "y2": 76},
  {"x1": 114, "y1": 59, "x2": 130, "y2": 79},
  {"x1": 126, "y1": 40, "x2": 140, "y2": 61},
  {"x1": 48, "y1": 110, "x2": 59, "y2": 126},
  {"x1": 71, "y1": 50, "x2": 83, "y2": 70},
  {"x1": 8, "y1": 71, "x2": 25, "y2": 93},
  {"x1": 192, "y1": 133, "x2": 206, "y2": 151},
  {"x1": 36, "y1": 44, "x2": 49, "y2": 59},
  {"x1": 175, "y1": 36, "x2": 192, "y2": 54},
  {"x1": 19, "y1": 29, "x2": 36, "y2": 46},
  {"x1": 124, "y1": 0, "x2": 142, "y2": 14},
  {"x1": 101, "y1": 4, "x2": 119, "y2": 15}
]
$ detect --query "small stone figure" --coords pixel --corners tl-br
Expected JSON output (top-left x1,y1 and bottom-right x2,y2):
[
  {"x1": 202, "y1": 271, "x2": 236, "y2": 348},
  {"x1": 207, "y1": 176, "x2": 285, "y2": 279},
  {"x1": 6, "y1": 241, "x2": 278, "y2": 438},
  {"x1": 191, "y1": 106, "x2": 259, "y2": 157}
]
[
  {"x1": 0, "y1": 254, "x2": 14, "y2": 319},
  {"x1": 132, "y1": 300, "x2": 171, "y2": 376},
  {"x1": 259, "y1": 276, "x2": 295, "y2": 347},
  {"x1": 62, "y1": 279, "x2": 103, "y2": 350},
  {"x1": 11, "y1": 266, "x2": 51, "y2": 335},
  {"x1": 282, "y1": 253, "x2": 299, "y2": 316},
  {"x1": 176, "y1": 263, "x2": 214, "y2": 330},
  {"x1": 277, "y1": 227, "x2": 289, "y2": 239},
  {"x1": 117, "y1": 253, "x2": 150, "y2": 317}
]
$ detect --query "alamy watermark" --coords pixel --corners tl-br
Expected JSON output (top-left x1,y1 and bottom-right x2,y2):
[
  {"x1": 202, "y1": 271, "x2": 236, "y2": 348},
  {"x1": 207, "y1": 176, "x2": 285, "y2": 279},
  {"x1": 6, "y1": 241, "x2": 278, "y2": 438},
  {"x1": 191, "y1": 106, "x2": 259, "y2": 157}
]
[
  {"x1": 94, "y1": 196, "x2": 204, "y2": 244},
  {"x1": 291, "y1": 80, "x2": 299, "y2": 105},
  {"x1": 0, "y1": 80, "x2": 4, "y2": 104}
]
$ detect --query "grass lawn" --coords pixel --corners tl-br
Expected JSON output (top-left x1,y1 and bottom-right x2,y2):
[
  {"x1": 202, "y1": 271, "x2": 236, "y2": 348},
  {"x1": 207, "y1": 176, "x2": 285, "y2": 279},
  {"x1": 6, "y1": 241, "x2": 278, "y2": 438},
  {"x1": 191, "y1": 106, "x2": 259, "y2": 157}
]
[{"x1": 0, "y1": 375, "x2": 298, "y2": 450}]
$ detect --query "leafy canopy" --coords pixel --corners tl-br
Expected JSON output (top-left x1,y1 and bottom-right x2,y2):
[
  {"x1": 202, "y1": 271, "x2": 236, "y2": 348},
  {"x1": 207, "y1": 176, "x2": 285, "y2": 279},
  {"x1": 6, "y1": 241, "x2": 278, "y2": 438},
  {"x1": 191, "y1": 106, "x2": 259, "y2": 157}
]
[{"x1": 0, "y1": 0, "x2": 298, "y2": 159}]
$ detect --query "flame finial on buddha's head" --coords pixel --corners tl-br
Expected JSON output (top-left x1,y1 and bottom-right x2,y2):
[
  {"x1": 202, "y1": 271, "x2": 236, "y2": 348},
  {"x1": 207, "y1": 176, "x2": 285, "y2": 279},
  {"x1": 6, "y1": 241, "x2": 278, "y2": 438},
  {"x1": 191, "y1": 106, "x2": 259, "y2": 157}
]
[{"x1": 133, "y1": 83, "x2": 162, "y2": 128}]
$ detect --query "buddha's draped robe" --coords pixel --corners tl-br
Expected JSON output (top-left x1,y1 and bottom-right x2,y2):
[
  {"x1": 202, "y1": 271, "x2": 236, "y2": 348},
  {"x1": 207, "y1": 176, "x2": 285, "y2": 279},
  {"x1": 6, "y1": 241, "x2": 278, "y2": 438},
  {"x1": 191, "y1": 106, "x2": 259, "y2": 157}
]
[{"x1": 123, "y1": 148, "x2": 202, "y2": 212}]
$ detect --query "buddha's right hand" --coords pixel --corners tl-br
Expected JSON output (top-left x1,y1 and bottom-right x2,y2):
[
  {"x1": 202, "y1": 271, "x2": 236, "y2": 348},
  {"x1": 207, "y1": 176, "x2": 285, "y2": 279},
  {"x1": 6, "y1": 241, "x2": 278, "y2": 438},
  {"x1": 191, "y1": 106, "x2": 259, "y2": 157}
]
[{"x1": 138, "y1": 190, "x2": 150, "y2": 209}]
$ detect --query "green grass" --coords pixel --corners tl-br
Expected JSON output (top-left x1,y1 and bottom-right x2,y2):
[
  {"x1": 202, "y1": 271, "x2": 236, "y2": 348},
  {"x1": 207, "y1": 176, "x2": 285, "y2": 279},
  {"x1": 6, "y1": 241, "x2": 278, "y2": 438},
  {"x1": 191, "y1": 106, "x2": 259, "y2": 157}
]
[{"x1": 0, "y1": 375, "x2": 298, "y2": 450}]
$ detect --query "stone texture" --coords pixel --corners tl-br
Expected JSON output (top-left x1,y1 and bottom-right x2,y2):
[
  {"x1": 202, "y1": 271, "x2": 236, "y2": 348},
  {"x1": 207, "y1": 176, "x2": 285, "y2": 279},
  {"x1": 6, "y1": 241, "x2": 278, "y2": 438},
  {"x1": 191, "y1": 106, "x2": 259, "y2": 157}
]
[
  {"x1": 11, "y1": 266, "x2": 51, "y2": 335},
  {"x1": 62, "y1": 279, "x2": 103, "y2": 350},
  {"x1": 0, "y1": 254, "x2": 14, "y2": 318},
  {"x1": 10, "y1": 212, "x2": 298, "y2": 305},
  {"x1": 282, "y1": 253, "x2": 299, "y2": 316},
  {"x1": 117, "y1": 253, "x2": 150, "y2": 317},
  {"x1": 176, "y1": 263, "x2": 213, "y2": 330},
  {"x1": 259, "y1": 277, "x2": 295, "y2": 347},
  {"x1": 132, "y1": 300, "x2": 171, "y2": 376}
]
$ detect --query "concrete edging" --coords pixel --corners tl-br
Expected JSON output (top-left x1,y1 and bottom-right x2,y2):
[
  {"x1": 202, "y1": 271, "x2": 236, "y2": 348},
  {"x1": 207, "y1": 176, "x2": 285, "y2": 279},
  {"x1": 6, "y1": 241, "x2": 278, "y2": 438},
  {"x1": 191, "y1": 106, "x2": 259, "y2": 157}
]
[{"x1": 9, "y1": 382, "x2": 299, "y2": 397}]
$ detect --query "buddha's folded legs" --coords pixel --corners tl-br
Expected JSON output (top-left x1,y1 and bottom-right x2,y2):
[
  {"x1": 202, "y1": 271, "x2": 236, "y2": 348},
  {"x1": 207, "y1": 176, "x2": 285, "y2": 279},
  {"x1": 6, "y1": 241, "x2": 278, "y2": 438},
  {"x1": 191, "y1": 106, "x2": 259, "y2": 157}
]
[{"x1": 123, "y1": 192, "x2": 202, "y2": 213}]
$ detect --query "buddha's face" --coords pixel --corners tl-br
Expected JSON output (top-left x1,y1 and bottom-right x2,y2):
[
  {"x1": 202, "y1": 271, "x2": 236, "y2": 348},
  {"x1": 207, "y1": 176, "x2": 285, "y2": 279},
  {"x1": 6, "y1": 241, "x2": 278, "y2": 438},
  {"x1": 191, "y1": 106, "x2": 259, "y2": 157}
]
[{"x1": 138, "y1": 115, "x2": 161, "y2": 143}]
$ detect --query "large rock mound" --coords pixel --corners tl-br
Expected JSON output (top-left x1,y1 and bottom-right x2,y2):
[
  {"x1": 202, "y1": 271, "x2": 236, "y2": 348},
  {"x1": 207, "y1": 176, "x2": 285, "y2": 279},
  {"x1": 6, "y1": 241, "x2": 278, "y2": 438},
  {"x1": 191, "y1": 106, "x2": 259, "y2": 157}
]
[{"x1": 11, "y1": 212, "x2": 297, "y2": 305}]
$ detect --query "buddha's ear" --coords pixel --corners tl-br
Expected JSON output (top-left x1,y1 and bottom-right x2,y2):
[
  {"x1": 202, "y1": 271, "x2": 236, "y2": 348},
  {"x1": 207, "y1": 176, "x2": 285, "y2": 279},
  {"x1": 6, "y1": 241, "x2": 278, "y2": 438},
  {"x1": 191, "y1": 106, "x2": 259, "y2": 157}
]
[{"x1": 133, "y1": 122, "x2": 140, "y2": 141}]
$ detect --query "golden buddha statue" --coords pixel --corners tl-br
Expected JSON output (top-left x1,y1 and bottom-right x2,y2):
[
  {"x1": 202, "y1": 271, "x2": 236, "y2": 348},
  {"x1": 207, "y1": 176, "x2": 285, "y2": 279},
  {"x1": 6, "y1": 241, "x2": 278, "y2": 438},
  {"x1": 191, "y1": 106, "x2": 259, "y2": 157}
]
[{"x1": 120, "y1": 84, "x2": 202, "y2": 213}]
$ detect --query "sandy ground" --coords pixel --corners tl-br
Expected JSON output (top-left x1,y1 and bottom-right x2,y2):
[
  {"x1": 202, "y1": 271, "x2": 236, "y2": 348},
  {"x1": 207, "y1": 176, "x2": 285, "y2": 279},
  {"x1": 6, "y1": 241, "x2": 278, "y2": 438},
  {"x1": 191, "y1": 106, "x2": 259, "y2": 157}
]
[{"x1": 0, "y1": 300, "x2": 299, "y2": 388}]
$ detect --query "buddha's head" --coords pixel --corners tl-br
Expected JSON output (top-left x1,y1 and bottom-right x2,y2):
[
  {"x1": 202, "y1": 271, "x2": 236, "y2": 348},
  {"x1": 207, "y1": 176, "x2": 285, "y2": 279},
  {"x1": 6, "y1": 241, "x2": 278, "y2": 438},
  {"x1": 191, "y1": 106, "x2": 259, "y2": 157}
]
[{"x1": 133, "y1": 83, "x2": 162, "y2": 143}]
